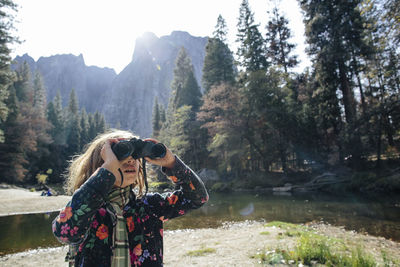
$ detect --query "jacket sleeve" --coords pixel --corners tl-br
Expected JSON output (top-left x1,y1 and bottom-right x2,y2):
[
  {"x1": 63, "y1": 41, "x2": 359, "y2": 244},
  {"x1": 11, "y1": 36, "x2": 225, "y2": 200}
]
[
  {"x1": 146, "y1": 156, "x2": 209, "y2": 220},
  {"x1": 52, "y1": 168, "x2": 116, "y2": 244}
]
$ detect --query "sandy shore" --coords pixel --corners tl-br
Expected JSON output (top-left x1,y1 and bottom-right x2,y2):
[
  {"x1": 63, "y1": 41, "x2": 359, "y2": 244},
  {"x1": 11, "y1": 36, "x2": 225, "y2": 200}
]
[
  {"x1": 0, "y1": 186, "x2": 71, "y2": 216},
  {"x1": 1, "y1": 187, "x2": 399, "y2": 266},
  {"x1": 1, "y1": 221, "x2": 400, "y2": 266}
]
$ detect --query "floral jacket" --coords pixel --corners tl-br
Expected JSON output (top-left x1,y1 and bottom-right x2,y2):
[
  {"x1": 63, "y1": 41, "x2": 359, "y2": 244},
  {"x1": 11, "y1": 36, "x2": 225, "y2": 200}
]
[{"x1": 52, "y1": 156, "x2": 208, "y2": 266}]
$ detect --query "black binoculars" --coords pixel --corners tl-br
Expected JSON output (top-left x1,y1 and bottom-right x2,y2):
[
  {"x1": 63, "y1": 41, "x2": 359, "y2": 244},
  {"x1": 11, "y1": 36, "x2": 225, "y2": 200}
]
[{"x1": 111, "y1": 138, "x2": 166, "y2": 160}]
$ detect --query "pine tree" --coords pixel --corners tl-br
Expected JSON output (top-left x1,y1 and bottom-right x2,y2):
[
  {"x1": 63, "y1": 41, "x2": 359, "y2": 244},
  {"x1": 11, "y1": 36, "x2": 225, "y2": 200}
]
[
  {"x1": 0, "y1": 62, "x2": 51, "y2": 183},
  {"x1": 47, "y1": 91, "x2": 65, "y2": 144},
  {"x1": 79, "y1": 108, "x2": 89, "y2": 147},
  {"x1": 66, "y1": 88, "x2": 81, "y2": 155},
  {"x1": 300, "y1": 0, "x2": 371, "y2": 167},
  {"x1": 67, "y1": 88, "x2": 79, "y2": 116},
  {"x1": 160, "y1": 104, "x2": 166, "y2": 124},
  {"x1": 236, "y1": 0, "x2": 267, "y2": 72},
  {"x1": 202, "y1": 15, "x2": 236, "y2": 93},
  {"x1": 88, "y1": 113, "x2": 96, "y2": 141},
  {"x1": 169, "y1": 47, "x2": 202, "y2": 112},
  {"x1": 13, "y1": 62, "x2": 30, "y2": 102},
  {"x1": 213, "y1": 14, "x2": 228, "y2": 43},
  {"x1": 44, "y1": 91, "x2": 67, "y2": 183},
  {"x1": 94, "y1": 111, "x2": 106, "y2": 134},
  {"x1": 265, "y1": 7, "x2": 298, "y2": 73},
  {"x1": 66, "y1": 115, "x2": 81, "y2": 155},
  {"x1": 168, "y1": 105, "x2": 192, "y2": 158},
  {"x1": 0, "y1": 84, "x2": 8, "y2": 142},
  {"x1": 359, "y1": 0, "x2": 400, "y2": 166},
  {"x1": 152, "y1": 97, "x2": 162, "y2": 138},
  {"x1": 33, "y1": 71, "x2": 47, "y2": 118},
  {"x1": 200, "y1": 15, "x2": 239, "y2": 171},
  {"x1": 160, "y1": 48, "x2": 206, "y2": 168},
  {"x1": 47, "y1": 101, "x2": 57, "y2": 138},
  {"x1": 0, "y1": 85, "x2": 29, "y2": 182},
  {"x1": 0, "y1": 0, "x2": 18, "y2": 143}
]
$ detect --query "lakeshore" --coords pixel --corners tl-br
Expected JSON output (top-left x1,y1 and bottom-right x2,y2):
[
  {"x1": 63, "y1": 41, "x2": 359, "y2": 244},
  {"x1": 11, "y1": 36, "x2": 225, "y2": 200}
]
[{"x1": 0, "y1": 186, "x2": 399, "y2": 266}]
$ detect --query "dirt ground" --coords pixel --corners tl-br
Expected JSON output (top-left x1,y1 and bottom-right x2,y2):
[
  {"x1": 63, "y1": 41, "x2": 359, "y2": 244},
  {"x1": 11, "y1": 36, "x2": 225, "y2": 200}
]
[{"x1": 0, "y1": 186, "x2": 399, "y2": 266}]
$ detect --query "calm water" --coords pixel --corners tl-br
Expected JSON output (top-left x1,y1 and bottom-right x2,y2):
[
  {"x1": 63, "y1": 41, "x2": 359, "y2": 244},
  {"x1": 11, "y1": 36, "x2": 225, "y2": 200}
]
[{"x1": 1, "y1": 192, "x2": 400, "y2": 255}]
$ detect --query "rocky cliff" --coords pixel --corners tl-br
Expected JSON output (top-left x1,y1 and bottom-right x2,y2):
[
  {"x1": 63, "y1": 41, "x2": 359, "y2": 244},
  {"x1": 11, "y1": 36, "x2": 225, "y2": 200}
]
[
  {"x1": 13, "y1": 53, "x2": 117, "y2": 114},
  {"x1": 13, "y1": 31, "x2": 208, "y2": 137},
  {"x1": 105, "y1": 31, "x2": 207, "y2": 137}
]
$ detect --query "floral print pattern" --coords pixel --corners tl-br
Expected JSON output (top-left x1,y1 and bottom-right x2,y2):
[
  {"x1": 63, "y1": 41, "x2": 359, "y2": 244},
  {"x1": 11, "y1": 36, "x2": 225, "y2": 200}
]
[
  {"x1": 52, "y1": 156, "x2": 208, "y2": 266},
  {"x1": 57, "y1": 206, "x2": 73, "y2": 223},
  {"x1": 96, "y1": 224, "x2": 109, "y2": 240}
]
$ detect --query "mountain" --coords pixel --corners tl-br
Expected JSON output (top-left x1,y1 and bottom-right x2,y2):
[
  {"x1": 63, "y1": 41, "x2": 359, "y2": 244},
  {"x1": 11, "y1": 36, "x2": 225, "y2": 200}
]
[
  {"x1": 13, "y1": 53, "x2": 117, "y2": 114},
  {"x1": 105, "y1": 31, "x2": 208, "y2": 137},
  {"x1": 13, "y1": 31, "x2": 208, "y2": 137}
]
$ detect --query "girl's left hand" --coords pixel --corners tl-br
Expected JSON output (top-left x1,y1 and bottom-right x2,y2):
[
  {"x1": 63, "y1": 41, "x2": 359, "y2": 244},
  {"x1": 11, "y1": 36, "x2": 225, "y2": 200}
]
[{"x1": 143, "y1": 138, "x2": 176, "y2": 169}]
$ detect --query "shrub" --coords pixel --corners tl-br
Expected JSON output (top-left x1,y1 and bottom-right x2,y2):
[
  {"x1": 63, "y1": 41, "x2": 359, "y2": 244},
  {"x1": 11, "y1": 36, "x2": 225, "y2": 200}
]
[{"x1": 36, "y1": 173, "x2": 48, "y2": 185}]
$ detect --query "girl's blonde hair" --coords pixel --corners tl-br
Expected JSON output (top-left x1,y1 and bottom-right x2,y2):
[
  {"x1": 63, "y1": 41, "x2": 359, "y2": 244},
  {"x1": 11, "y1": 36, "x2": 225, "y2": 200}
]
[{"x1": 65, "y1": 129, "x2": 145, "y2": 196}]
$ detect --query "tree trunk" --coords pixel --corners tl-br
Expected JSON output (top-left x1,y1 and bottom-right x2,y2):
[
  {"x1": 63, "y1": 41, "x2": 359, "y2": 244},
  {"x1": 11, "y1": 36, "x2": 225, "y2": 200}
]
[
  {"x1": 376, "y1": 113, "x2": 382, "y2": 169},
  {"x1": 338, "y1": 60, "x2": 357, "y2": 124},
  {"x1": 338, "y1": 60, "x2": 362, "y2": 167},
  {"x1": 383, "y1": 113, "x2": 395, "y2": 146},
  {"x1": 351, "y1": 50, "x2": 366, "y2": 115}
]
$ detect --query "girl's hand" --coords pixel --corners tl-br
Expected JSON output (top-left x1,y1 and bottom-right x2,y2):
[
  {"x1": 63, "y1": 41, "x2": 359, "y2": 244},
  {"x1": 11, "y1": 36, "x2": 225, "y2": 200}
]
[
  {"x1": 100, "y1": 138, "x2": 121, "y2": 177},
  {"x1": 143, "y1": 138, "x2": 176, "y2": 169}
]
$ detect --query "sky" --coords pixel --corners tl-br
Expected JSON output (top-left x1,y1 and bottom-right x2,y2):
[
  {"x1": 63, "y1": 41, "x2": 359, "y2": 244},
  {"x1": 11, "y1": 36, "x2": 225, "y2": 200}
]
[{"x1": 11, "y1": 0, "x2": 310, "y2": 74}]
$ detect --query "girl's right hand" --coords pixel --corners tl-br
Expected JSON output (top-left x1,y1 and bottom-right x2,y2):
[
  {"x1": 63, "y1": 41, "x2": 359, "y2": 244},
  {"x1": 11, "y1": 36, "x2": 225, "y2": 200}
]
[{"x1": 100, "y1": 138, "x2": 121, "y2": 177}]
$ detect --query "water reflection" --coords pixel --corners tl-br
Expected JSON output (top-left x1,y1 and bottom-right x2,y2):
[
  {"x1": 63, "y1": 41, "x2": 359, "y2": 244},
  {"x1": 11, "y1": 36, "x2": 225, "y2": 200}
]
[
  {"x1": 164, "y1": 192, "x2": 400, "y2": 242},
  {"x1": 0, "y1": 192, "x2": 399, "y2": 256},
  {"x1": 0, "y1": 212, "x2": 60, "y2": 256}
]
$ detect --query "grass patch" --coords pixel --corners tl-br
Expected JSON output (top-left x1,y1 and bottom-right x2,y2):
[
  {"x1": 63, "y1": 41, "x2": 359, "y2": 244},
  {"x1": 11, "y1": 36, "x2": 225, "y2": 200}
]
[
  {"x1": 265, "y1": 221, "x2": 308, "y2": 240},
  {"x1": 260, "y1": 231, "x2": 270, "y2": 235},
  {"x1": 254, "y1": 224, "x2": 378, "y2": 266},
  {"x1": 264, "y1": 221, "x2": 305, "y2": 231},
  {"x1": 186, "y1": 247, "x2": 216, "y2": 257},
  {"x1": 285, "y1": 229, "x2": 303, "y2": 237},
  {"x1": 251, "y1": 249, "x2": 289, "y2": 265}
]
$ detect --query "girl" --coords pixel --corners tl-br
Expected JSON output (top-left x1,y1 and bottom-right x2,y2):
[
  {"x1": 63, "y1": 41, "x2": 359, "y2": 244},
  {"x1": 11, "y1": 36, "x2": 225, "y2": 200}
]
[{"x1": 52, "y1": 130, "x2": 209, "y2": 266}]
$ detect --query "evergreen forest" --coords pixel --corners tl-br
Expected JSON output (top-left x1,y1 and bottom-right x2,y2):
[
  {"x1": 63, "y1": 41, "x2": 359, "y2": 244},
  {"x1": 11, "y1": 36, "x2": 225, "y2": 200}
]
[
  {"x1": 1, "y1": 0, "x2": 399, "y2": 193},
  {"x1": 153, "y1": 0, "x2": 400, "y2": 193},
  {"x1": 0, "y1": 0, "x2": 106, "y2": 184}
]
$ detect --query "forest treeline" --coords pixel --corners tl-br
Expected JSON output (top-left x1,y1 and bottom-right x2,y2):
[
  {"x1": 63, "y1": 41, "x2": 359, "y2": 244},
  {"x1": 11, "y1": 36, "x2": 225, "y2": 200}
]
[
  {"x1": 0, "y1": 0, "x2": 399, "y2": 186},
  {"x1": 0, "y1": 61, "x2": 107, "y2": 183},
  {"x1": 153, "y1": 0, "x2": 400, "y2": 181},
  {"x1": 0, "y1": 1, "x2": 106, "y2": 184}
]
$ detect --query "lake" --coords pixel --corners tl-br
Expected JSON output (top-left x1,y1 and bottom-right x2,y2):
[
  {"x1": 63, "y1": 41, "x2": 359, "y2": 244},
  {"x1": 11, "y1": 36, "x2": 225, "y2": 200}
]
[{"x1": 1, "y1": 191, "x2": 399, "y2": 256}]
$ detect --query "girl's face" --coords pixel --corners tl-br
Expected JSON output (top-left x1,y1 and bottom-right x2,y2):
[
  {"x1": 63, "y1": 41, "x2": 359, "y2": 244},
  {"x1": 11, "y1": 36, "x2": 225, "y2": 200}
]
[{"x1": 115, "y1": 156, "x2": 140, "y2": 188}]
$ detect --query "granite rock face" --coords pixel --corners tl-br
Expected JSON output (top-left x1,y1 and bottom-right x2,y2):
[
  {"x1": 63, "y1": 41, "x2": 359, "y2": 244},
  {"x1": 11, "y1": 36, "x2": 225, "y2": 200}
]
[
  {"x1": 13, "y1": 31, "x2": 208, "y2": 137},
  {"x1": 106, "y1": 31, "x2": 207, "y2": 137},
  {"x1": 13, "y1": 53, "x2": 116, "y2": 114}
]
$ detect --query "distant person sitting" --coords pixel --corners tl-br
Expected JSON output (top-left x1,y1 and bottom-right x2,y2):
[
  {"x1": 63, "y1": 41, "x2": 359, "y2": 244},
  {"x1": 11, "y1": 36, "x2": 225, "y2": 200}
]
[
  {"x1": 52, "y1": 129, "x2": 208, "y2": 266},
  {"x1": 41, "y1": 188, "x2": 52, "y2": 196},
  {"x1": 46, "y1": 188, "x2": 52, "y2": 196}
]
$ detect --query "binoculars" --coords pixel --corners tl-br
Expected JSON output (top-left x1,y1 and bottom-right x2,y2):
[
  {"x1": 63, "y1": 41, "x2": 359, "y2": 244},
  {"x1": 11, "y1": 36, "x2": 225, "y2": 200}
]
[{"x1": 111, "y1": 138, "x2": 166, "y2": 160}]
